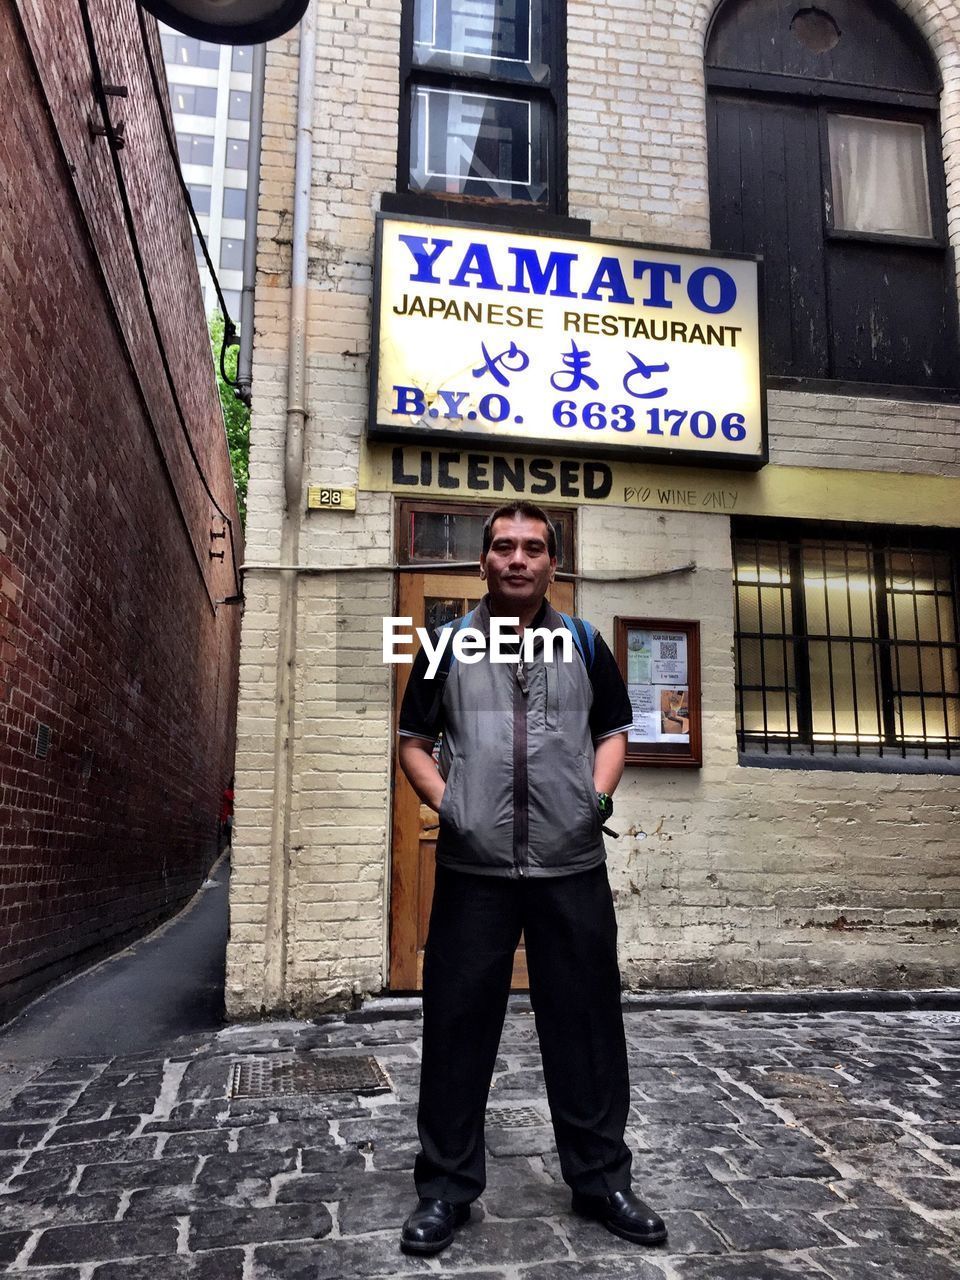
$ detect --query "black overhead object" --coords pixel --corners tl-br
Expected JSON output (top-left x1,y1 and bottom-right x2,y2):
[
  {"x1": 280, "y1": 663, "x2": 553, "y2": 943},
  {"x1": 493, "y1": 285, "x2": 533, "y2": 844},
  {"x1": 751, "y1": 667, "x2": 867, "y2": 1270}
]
[{"x1": 137, "y1": 0, "x2": 308, "y2": 44}]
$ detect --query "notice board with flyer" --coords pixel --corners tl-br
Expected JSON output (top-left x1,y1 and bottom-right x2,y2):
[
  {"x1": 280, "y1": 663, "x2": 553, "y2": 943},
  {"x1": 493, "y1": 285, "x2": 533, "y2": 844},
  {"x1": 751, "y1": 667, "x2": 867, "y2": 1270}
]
[{"x1": 614, "y1": 619, "x2": 702, "y2": 767}]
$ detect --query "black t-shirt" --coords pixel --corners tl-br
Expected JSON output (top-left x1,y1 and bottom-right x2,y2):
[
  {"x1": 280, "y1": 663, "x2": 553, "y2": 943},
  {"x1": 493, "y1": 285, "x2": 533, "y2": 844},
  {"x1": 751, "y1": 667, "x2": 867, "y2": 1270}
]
[{"x1": 399, "y1": 614, "x2": 634, "y2": 744}]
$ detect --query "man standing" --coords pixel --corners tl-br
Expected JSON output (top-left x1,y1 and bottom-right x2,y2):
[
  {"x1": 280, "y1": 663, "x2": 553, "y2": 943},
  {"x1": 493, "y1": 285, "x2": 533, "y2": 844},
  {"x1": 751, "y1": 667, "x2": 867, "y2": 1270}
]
[{"x1": 397, "y1": 501, "x2": 667, "y2": 1256}]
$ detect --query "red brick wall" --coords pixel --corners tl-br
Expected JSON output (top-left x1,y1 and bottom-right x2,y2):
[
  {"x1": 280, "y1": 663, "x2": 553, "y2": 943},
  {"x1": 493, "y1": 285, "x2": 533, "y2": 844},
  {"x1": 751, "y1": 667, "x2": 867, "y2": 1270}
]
[{"x1": 0, "y1": 0, "x2": 244, "y2": 1018}]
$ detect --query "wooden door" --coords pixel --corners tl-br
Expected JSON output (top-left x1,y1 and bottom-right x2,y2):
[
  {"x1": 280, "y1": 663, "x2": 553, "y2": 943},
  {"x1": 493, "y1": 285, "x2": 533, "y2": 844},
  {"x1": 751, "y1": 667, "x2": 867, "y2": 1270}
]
[
  {"x1": 389, "y1": 572, "x2": 575, "y2": 990},
  {"x1": 708, "y1": 91, "x2": 829, "y2": 379}
]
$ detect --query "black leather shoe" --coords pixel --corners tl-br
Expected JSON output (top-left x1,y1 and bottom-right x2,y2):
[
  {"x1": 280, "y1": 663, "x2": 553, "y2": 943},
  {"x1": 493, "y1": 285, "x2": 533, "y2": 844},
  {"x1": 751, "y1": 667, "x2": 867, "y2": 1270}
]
[
  {"x1": 571, "y1": 1189, "x2": 668, "y2": 1245},
  {"x1": 400, "y1": 1197, "x2": 471, "y2": 1255}
]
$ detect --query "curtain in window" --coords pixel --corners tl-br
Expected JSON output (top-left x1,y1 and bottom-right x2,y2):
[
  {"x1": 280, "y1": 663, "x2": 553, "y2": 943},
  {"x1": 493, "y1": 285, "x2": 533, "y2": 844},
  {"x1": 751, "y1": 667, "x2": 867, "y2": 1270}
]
[{"x1": 828, "y1": 116, "x2": 932, "y2": 238}]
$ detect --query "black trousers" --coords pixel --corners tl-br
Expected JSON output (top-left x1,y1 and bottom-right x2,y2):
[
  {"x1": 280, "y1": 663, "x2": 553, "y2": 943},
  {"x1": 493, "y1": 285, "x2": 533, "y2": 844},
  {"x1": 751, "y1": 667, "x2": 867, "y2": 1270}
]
[{"x1": 414, "y1": 863, "x2": 633, "y2": 1203}]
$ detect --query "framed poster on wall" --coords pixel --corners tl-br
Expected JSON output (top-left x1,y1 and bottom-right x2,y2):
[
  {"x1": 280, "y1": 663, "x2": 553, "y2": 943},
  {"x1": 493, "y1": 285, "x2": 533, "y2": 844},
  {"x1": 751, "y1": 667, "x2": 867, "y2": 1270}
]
[{"x1": 614, "y1": 618, "x2": 702, "y2": 768}]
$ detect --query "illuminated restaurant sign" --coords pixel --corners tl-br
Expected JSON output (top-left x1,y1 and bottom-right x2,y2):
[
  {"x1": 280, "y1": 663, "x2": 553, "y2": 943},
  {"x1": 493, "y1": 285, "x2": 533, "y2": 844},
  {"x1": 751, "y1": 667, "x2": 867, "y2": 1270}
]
[{"x1": 370, "y1": 215, "x2": 765, "y2": 468}]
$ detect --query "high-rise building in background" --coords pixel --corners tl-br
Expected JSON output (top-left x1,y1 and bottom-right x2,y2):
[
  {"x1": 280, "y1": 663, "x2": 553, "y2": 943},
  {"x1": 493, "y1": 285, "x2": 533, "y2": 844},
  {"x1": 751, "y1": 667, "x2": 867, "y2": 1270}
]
[{"x1": 159, "y1": 24, "x2": 253, "y2": 319}]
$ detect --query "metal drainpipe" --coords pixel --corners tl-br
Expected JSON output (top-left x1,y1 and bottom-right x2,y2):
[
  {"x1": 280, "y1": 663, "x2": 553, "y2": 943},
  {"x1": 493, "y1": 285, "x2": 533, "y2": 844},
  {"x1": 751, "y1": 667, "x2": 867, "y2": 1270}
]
[
  {"x1": 237, "y1": 42, "x2": 266, "y2": 405},
  {"x1": 262, "y1": 5, "x2": 316, "y2": 1012}
]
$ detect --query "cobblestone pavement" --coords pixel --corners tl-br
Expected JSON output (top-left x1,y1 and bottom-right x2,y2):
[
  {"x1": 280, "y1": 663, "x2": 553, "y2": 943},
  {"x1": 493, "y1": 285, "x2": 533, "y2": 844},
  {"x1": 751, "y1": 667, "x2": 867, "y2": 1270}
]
[{"x1": 1, "y1": 1004, "x2": 959, "y2": 1279}]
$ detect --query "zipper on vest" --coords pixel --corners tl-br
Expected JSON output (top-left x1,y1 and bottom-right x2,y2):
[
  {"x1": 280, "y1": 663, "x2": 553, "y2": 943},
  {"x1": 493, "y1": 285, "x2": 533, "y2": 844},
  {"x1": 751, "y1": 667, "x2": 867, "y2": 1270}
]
[{"x1": 512, "y1": 655, "x2": 529, "y2": 877}]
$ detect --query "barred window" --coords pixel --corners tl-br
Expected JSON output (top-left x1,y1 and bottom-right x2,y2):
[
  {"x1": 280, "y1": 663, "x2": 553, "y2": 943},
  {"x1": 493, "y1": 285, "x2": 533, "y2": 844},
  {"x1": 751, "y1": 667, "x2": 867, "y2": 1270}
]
[{"x1": 733, "y1": 521, "x2": 960, "y2": 758}]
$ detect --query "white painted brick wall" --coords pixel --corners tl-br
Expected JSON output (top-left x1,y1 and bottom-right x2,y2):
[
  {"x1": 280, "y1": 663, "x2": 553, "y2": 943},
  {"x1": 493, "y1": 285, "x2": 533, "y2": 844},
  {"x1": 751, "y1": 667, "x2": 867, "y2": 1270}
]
[
  {"x1": 228, "y1": 0, "x2": 960, "y2": 1014},
  {"x1": 769, "y1": 392, "x2": 960, "y2": 475},
  {"x1": 579, "y1": 505, "x2": 959, "y2": 992}
]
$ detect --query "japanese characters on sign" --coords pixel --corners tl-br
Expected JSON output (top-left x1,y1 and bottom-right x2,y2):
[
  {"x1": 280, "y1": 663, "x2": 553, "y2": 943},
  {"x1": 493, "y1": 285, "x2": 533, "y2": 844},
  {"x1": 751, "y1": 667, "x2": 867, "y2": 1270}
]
[{"x1": 370, "y1": 216, "x2": 764, "y2": 466}]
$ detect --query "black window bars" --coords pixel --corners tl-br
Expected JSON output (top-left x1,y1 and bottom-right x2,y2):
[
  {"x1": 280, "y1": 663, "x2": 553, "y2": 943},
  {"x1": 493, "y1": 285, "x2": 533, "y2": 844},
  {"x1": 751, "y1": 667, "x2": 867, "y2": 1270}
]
[{"x1": 733, "y1": 519, "x2": 960, "y2": 758}]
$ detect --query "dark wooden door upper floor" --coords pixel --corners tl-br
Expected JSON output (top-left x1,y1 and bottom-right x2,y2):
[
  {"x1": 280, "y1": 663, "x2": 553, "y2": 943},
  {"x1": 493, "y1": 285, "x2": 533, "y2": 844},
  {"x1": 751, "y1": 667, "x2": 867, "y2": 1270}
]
[{"x1": 706, "y1": 0, "x2": 959, "y2": 393}]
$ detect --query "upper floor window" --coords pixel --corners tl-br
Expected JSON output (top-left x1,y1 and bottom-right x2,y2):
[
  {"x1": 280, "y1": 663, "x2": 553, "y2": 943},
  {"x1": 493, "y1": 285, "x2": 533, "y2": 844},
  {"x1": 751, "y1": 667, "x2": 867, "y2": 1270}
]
[
  {"x1": 170, "y1": 83, "x2": 218, "y2": 118},
  {"x1": 225, "y1": 137, "x2": 249, "y2": 170},
  {"x1": 231, "y1": 45, "x2": 254, "y2": 73},
  {"x1": 228, "y1": 90, "x2": 251, "y2": 122},
  {"x1": 222, "y1": 186, "x2": 247, "y2": 220},
  {"x1": 706, "y1": 0, "x2": 958, "y2": 391},
  {"x1": 177, "y1": 131, "x2": 215, "y2": 167},
  {"x1": 827, "y1": 116, "x2": 932, "y2": 239},
  {"x1": 220, "y1": 238, "x2": 244, "y2": 271},
  {"x1": 161, "y1": 31, "x2": 221, "y2": 70},
  {"x1": 188, "y1": 183, "x2": 211, "y2": 216},
  {"x1": 400, "y1": 0, "x2": 564, "y2": 210}
]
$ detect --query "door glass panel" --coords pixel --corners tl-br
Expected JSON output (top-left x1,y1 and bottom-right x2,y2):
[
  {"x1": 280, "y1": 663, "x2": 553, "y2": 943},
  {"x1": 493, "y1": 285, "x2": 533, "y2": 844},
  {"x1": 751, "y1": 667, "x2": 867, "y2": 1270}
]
[
  {"x1": 424, "y1": 597, "x2": 463, "y2": 631},
  {"x1": 412, "y1": 512, "x2": 487, "y2": 561},
  {"x1": 828, "y1": 115, "x2": 932, "y2": 238},
  {"x1": 423, "y1": 595, "x2": 484, "y2": 632},
  {"x1": 408, "y1": 510, "x2": 568, "y2": 568}
]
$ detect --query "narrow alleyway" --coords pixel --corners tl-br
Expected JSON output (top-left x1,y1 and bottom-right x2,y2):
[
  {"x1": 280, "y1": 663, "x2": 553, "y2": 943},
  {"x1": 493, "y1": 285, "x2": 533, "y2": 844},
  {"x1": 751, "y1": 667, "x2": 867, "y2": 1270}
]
[{"x1": 0, "y1": 855, "x2": 229, "y2": 1068}]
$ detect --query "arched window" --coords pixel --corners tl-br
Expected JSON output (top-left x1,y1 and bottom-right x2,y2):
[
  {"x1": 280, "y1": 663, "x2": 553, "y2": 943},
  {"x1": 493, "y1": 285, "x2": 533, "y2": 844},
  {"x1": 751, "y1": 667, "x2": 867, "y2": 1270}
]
[{"x1": 706, "y1": 0, "x2": 958, "y2": 390}]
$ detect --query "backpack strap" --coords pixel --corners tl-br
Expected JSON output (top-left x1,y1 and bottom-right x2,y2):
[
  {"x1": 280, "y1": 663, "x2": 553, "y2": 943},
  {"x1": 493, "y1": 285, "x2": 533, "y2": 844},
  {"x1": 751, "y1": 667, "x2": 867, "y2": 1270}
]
[
  {"x1": 425, "y1": 610, "x2": 474, "y2": 730},
  {"x1": 557, "y1": 612, "x2": 595, "y2": 671}
]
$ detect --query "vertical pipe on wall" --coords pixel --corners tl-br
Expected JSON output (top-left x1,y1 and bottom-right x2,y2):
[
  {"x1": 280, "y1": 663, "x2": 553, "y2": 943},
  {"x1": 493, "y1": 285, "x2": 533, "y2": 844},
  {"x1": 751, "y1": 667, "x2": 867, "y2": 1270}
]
[
  {"x1": 262, "y1": 5, "x2": 316, "y2": 1011},
  {"x1": 237, "y1": 41, "x2": 266, "y2": 402}
]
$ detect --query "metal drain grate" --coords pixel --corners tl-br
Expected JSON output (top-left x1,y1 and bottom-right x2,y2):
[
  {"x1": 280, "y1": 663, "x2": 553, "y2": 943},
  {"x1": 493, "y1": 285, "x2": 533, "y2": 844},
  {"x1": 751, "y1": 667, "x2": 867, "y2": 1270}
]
[
  {"x1": 486, "y1": 1106, "x2": 548, "y2": 1129},
  {"x1": 229, "y1": 1054, "x2": 391, "y2": 1100}
]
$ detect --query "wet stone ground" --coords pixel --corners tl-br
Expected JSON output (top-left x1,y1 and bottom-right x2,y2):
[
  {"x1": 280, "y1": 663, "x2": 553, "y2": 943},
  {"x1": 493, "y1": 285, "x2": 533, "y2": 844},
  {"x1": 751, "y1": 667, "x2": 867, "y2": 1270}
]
[{"x1": 0, "y1": 1006, "x2": 958, "y2": 1278}]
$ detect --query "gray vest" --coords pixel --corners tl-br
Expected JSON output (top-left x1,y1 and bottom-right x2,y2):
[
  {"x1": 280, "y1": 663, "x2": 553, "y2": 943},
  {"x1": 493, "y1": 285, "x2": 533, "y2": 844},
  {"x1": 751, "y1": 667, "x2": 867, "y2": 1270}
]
[{"x1": 436, "y1": 598, "x2": 606, "y2": 878}]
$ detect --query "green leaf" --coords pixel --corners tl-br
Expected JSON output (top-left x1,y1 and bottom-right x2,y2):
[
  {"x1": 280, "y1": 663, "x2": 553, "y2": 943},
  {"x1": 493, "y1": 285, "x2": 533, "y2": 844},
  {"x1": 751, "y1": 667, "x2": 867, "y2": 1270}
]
[{"x1": 209, "y1": 311, "x2": 250, "y2": 529}]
